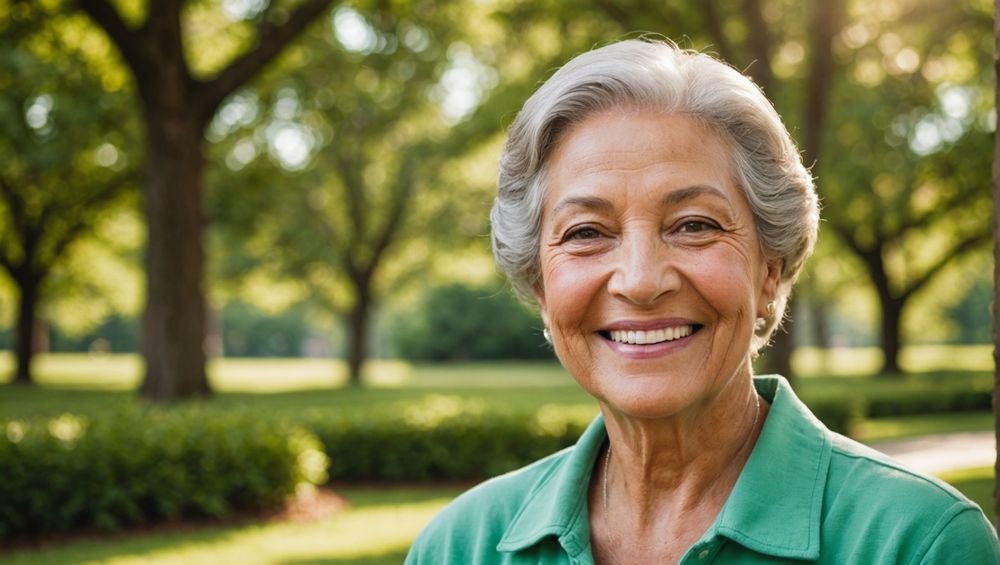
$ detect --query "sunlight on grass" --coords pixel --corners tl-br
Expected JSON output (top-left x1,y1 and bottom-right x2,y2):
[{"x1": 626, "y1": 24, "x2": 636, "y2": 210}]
[
  {"x1": 1, "y1": 489, "x2": 459, "y2": 565},
  {"x1": 792, "y1": 344, "x2": 993, "y2": 377},
  {"x1": 856, "y1": 412, "x2": 995, "y2": 444}
]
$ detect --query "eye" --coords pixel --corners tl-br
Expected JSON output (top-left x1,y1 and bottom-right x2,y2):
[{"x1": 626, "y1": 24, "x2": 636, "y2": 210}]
[
  {"x1": 564, "y1": 226, "x2": 602, "y2": 241},
  {"x1": 677, "y1": 220, "x2": 719, "y2": 233}
]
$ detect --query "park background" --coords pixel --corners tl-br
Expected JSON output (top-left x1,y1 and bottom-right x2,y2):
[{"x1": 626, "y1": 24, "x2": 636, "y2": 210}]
[{"x1": 0, "y1": 0, "x2": 997, "y2": 563}]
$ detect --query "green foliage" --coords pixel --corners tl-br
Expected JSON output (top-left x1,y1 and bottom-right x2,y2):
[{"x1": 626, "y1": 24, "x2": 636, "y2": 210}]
[
  {"x1": 220, "y1": 300, "x2": 313, "y2": 357},
  {"x1": 0, "y1": 408, "x2": 327, "y2": 541},
  {"x1": 390, "y1": 283, "x2": 552, "y2": 361},
  {"x1": 304, "y1": 400, "x2": 591, "y2": 482},
  {"x1": 48, "y1": 314, "x2": 138, "y2": 353},
  {"x1": 945, "y1": 271, "x2": 992, "y2": 344}
]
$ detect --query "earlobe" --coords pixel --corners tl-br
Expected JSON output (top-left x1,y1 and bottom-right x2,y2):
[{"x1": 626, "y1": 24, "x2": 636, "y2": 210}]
[
  {"x1": 758, "y1": 259, "x2": 781, "y2": 318},
  {"x1": 533, "y1": 283, "x2": 549, "y2": 327}
]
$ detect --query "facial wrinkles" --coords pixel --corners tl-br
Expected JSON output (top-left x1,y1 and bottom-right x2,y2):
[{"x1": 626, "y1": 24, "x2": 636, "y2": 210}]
[{"x1": 536, "y1": 111, "x2": 772, "y2": 423}]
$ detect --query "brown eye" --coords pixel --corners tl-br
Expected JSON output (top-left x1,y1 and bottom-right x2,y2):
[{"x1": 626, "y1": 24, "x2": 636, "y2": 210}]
[
  {"x1": 678, "y1": 220, "x2": 718, "y2": 233},
  {"x1": 565, "y1": 227, "x2": 602, "y2": 240}
]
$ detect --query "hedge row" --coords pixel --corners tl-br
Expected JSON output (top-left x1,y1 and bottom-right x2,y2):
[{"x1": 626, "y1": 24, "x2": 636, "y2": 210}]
[
  {"x1": 0, "y1": 407, "x2": 326, "y2": 541},
  {"x1": 304, "y1": 399, "x2": 858, "y2": 483},
  {"x1": 2, "y1": 382, "x2": 988, "y2": 539}
]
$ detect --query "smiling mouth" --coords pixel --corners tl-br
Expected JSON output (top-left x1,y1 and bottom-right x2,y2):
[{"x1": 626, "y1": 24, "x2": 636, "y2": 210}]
[{"x1": 599, "y1": 325, "x2": 701, "y2": 345}]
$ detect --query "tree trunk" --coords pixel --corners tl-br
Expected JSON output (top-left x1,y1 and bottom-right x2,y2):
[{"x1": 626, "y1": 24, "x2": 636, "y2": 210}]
[
  {"x1": 137, "y1": 111, "x2": 210, "y2": 401},
  {"x1": 878, "y1": 296, "x2": 904, "y2": 375},
  {"x1": 869, "y1": 264, "x2": 904, "y2": 375},
  {"x1": 345, "y1": 288, "x2": 371, "y2": 386},
  {"x1": 991, "y1": 0, "x2": 999, "y2": 533},
  {"x1": 12, "y1": 272, "x2": 40, "y2": 385}
]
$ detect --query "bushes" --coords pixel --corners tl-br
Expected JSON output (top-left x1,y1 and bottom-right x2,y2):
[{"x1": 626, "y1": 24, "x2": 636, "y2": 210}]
[
  {"x1": 2, "y1": 371, "x2": 990, "y2": 540},
  {"x1": 306, "y1": 401, "x2": 593, "y2": 482},
  {"x1": 390, "y1": 283, "x2": 552, "y2": 361},
  {"x1": 0, "y1": 407, "x2": 326, "y2": 541}
]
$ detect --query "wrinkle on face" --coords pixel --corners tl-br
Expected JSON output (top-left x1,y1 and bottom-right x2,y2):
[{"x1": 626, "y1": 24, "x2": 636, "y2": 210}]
[{"x1": 535, "y1": 109, "x2": 774, "y2": 425}]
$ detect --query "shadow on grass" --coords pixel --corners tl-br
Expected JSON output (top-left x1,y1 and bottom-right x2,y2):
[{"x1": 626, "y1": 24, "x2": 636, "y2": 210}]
[
  {"x1": 280, "y1": 549, "x2": 409, "y2": 565},
  {"x1": 1, "y1": 487, "x2": 461, "y2": 565}
]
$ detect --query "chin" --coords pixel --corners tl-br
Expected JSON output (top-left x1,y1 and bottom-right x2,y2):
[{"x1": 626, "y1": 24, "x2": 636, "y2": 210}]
[{"x1": 591, "y1": 373, "x2": 701, "y2": 420}]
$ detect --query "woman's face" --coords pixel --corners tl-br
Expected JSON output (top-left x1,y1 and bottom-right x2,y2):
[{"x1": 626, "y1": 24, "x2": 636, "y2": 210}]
[{"x1": 536, "y1": 110, "x2": 779, "y2": 420}]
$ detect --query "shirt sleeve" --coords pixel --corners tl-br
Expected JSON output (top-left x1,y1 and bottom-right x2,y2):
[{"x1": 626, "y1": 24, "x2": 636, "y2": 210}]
[{"x1": 916, "y1": 505, "x2": 1000, "y2": 565}]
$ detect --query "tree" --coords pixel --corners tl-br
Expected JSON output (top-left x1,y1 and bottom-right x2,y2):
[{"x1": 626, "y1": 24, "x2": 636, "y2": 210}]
[
  {"x1": 819, "y1": 1, "x2": 993, "y2": 374},
  {"x1": 75, "y1": 0, "x2": 337, "y2": 400},
  {"x1": 209, "y1": 1, "x2": 497, "y2": 384},
  {"x1": 0, "y1": 7, "x2": 138, "y2": 384},
  {"x1": 991, "y1": 0, "x2": 999, "y2": 534}
]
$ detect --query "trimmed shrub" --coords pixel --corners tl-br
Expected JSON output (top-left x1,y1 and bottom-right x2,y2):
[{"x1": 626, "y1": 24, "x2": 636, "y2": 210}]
[
  {"x1": 304, "y1": 400, "x2": 594, "y2": 482},
  {"x1": 804, "y1": 397, "x2": 863, "y2": 436},
  {"x1": 864, "y1": 387, "x2": 993, "y2": 418},
  {"x1": 305, "y1": 397, "x2": 862, "y2": 483},
  {"x1": 0, "y1": 407, "x2": 327, "y2": 541},
  {"x1": 390, "y1": 283, "x2": 552, "y2": 361}
]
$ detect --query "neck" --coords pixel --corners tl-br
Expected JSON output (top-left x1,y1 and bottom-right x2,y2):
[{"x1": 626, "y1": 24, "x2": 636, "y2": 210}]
[{"x1": 598, "y1": 375, "x2": 767, "y2": 532}]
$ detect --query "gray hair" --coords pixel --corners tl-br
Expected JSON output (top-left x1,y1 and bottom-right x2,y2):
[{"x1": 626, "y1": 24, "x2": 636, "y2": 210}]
[{"x1": 490, "y1": 39, "x2": 819, "y2": 352}]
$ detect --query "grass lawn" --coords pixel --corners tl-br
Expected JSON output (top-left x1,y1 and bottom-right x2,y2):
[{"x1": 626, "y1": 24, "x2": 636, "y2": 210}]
[
  {"x1": 3, "y1": 468, "x2": 994, "y2": 564},
  {"x1": 0, "y1": 486, "x2": 464, "y2": 565},
  {"x1": 0, "y1": 347, "x2": 993, "y2": 428}
]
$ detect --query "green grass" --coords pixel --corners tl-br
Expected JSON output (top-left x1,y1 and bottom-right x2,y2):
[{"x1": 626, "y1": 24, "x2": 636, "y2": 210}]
[
  {"x1": 855, "y1": 412, "x2": 996, "y2": 444},
  {"x1": 936, "y1": 466, "x2": 996, "y2": 524},
  {"x1": 792, "y1": 344, "x2": 993, "y2": 376},
  {"x1": 3, "y1": 468, "x2": 993, "y2": 564}
]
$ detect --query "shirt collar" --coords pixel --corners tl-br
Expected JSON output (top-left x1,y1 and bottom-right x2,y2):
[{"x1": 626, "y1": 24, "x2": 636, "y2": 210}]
[
  {"x1": 496, "y1": 412, "x2": 606, "y2": 557},
  {"x1": 497, "y1": 375, "x2": 832, "y2": 561},
  {"x1": 714, "y1": 375, "x2": 831, "y2": 559}
]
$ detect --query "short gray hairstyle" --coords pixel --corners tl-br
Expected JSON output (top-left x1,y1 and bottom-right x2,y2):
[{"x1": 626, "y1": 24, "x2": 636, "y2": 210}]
[{"x1": 490, "y1": 39, "x2": 819, "y2": 352}]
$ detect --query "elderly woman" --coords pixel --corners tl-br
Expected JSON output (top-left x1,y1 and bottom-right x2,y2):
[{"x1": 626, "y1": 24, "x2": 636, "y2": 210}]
[{"x1": 406, "y1": 40, "x2": 999, "y2": 564}]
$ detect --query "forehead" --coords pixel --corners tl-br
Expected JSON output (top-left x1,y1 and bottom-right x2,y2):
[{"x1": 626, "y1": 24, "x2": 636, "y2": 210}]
[{"x1": 544, "y1": 111, "x2": 741, "y2": 210}]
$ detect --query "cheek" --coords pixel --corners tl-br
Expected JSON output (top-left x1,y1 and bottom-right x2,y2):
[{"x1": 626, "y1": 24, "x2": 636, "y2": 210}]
[
  {"x1": 540, "y1": 254, "x2": 609, "y2": 328},
  {"x1": 684, "y1": 250, "x2": 759, "y2": 319}
]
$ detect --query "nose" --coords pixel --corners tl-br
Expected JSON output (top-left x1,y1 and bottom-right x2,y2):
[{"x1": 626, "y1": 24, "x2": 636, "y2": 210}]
[{"x1": 606, "y1": 230, "x2": 679, "y2": 305}]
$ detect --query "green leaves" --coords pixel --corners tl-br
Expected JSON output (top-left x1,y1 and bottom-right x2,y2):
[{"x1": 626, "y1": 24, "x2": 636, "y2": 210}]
[{"x1": 0, "y1": 407, "x2": 326, "y2": 540}]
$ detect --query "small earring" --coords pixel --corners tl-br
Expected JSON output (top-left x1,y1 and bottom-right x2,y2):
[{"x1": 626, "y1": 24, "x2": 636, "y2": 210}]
[
  {"x1": 543, "y1": 328, "x2": 551, "y2": 343},
  {"x1": 766, "y1": 301, "x2": 775, "y2": 317}
]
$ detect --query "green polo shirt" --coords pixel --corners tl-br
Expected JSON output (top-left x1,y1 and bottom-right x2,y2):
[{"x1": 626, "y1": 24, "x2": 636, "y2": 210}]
[{"x1": 406, "y1": 375, "x2": 999, "y2": 564}]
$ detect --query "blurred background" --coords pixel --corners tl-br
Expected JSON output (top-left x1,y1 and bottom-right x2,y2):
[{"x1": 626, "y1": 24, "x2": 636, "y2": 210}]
[{"x1": 0, "y1": 0, "x2": 995, "y2": 563}]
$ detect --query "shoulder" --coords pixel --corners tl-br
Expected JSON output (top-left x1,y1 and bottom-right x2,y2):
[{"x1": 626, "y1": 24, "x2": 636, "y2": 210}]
[
  {"x1": 821, "y1": 432, "x2": 999, "y2": 563},
  {"x1": 405, "y1": 446, "x2": 573, "y2": 564}
]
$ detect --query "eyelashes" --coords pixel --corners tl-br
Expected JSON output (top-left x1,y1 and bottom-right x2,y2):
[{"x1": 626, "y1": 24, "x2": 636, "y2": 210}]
[{"x1": 559, "y1": 218, "x2": 723, "y2": 244}]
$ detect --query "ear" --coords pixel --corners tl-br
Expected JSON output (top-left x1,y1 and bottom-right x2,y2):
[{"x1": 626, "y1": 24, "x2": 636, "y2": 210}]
[
  {"x1": 533, "y1": 282, "x2": 550, "y2": 328},
  {"x1": 756, "y1": 259, "x2": 782, "y2": 318}
]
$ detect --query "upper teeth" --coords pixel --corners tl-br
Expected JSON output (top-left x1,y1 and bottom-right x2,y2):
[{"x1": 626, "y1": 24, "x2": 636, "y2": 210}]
[{"x1": 609, "y1": 326, "x2": 693, "y2": 345}]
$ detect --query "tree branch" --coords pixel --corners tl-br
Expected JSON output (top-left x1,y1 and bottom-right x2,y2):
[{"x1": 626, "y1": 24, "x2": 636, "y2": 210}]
[
  {"x1": 76, "y1": 0, "x2": 147, "y2": 72},
  {"x1": 193, "y1": 0, "x2": 337, "y2": 125},
  {"x1": 0, "y1": 174, "x2": 32, "y2": 240},
  {"x1": 896, "y1": 185, "x2": 983, "y2": 236},
  {"x1": 900, "y1": 231, "x2": 992, "y2": 301},
  {"x1": 367, "y1": 154, "x2": 417, "y2": 272}
]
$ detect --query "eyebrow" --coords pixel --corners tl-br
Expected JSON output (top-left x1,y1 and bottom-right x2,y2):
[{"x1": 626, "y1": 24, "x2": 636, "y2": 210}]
[
  {"x1": 550, "y1": 185, "x2": 731, "y2": 217},
  {"x1": 550, "y1": 195, "x2": 614, "y2": 217},
  {"x1": 661, "y1": 184, "x2": 730, "y2": 206}
]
